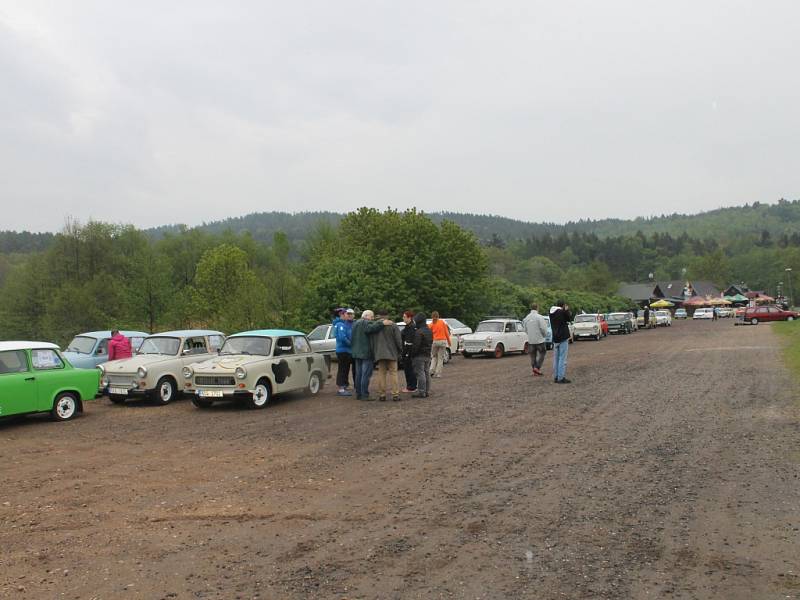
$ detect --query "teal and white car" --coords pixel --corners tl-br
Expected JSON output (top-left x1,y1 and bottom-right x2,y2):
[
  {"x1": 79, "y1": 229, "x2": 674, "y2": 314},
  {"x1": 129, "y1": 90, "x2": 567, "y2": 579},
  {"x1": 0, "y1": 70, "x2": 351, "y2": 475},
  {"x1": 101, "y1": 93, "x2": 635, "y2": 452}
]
[
  {"x1": 0, "y1": 341, "x2": 99, "y2": 422},
  {"x1": 63, "y1": 330, "x2": 148, "y2": 369},
  {"x1": 184, "y1": 329, "x2": 327, "y2": 409}
]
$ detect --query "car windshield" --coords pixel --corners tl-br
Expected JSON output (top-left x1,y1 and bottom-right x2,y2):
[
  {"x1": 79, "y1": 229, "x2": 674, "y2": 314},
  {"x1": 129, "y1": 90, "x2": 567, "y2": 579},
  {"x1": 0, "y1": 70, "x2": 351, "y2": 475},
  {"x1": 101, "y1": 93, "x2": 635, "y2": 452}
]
[
  {"x1": 138, "y1": 337, "x2": 181, "y2": 355},
  {"x1": 445, "y1": 318, "x2": 466, "y2": 329},
  {"x1": 221, "y1": 336, "x2": 272, "y2": 356},
  {"x1": 574, "y1": 315, "x2": 596, "y2": 323},
  {"x1": 607, "y1": 314, "x2": 626, "y2": 322},
  {"x1": 476, "y1": 322, "x2": 504, "y2": 333},
  {"x1": 65, "y1": 336, "x2": 96, "y2": 354},
  {"x1": 307, "y1": 325, "x2": 328, "y2": 341}
]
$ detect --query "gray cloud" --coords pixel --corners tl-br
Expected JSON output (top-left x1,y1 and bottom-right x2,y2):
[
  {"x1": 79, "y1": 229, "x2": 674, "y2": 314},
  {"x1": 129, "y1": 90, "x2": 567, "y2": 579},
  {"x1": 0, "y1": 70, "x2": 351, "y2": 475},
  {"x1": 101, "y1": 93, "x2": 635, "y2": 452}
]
[{"x1": 1, "y1": 1, "x2": 798, "y2": 232}]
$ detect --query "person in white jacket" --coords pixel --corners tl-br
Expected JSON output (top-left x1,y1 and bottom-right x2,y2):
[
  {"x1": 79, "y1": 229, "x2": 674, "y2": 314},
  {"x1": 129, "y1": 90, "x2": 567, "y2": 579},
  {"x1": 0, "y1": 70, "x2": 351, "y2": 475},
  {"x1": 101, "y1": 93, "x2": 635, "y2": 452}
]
[{"x1": 522, "y1": 303, "x2": 549, "y2": 376}]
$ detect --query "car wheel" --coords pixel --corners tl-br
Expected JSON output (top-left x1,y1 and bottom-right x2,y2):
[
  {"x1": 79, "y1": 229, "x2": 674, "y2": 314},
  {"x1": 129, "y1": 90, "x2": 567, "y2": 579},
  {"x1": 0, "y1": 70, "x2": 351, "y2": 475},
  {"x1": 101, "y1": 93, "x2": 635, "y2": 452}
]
[
  {"x1": 248, "y1": 379, "x2": 271, "y2": 409},
  {"x1": 153, "y1": 377, "x2": 177, "y2": 405},
  {"x1": 463, "y1": 352, "x2": 473, "y2": 358},
  {"x1": 308, "y1": 372, "x2": 322, "y2": 395},
  {"x1": 109, "y1": 394, "x2": 126, "y2": 405},
  {"x1": 51, "y1": 391, "x2": 79, "y2": 421},
  {"x1": 750, "y1": 318, "x2": 759, "y2": 325},
  {"x1": 788, "y1": 316, "x2": 795, "y2": 321},
  {"x1": 523, "y1": 342, "x2": 530, "y2": 354},
  {"x1": 493, "y1": 344, "x2": 505, "y2": 359},
  {"x1": 192, "y1": 397, "x2": 213, "y2": 409}
]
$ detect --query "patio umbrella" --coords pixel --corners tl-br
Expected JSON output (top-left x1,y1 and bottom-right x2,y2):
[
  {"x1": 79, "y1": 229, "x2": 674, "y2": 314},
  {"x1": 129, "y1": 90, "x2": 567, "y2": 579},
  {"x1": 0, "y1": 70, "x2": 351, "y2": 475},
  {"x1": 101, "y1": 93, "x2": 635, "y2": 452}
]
[
  {"x1": 709, "y1": 297, "x2": 732, "y2": 306},
  {"x1": 755, "y1": 294, "x2": 775, "y2": 304},
  {"x1": 725, "y1": 294, "x2": 748, "y2": 303},
  {"x1": 649, "y1": 299, "x2": 674, "y2": 308},
  {"x1": 683, "y1": 296, "x2": 708, "y2": 306}
]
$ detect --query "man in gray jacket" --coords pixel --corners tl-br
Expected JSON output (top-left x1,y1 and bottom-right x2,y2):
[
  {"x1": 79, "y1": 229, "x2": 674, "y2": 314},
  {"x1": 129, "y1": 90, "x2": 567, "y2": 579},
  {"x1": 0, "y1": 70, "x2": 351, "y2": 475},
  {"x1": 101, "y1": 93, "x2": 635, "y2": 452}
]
[
  {"x1": 522, "y1": 302, "x2": 549, "y2": 377},
  {"x1": 372, "y1": 309, "x2": 404, "y2": 401}
]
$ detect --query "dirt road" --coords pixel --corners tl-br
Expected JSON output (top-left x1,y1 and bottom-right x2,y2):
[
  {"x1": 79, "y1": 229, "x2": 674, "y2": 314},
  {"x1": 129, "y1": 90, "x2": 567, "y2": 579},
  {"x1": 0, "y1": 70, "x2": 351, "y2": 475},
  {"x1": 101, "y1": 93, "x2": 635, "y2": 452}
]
[{"x1": 1, "y1": 321, "x2": 798, "y2": 599}]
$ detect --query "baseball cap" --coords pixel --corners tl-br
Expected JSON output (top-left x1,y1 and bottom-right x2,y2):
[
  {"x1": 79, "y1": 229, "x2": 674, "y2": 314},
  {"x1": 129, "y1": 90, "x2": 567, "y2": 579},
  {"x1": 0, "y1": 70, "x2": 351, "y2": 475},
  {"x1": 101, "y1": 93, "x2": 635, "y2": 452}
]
[{"x1": 345, "y1": 308, "x2": 355, "y2": 315}]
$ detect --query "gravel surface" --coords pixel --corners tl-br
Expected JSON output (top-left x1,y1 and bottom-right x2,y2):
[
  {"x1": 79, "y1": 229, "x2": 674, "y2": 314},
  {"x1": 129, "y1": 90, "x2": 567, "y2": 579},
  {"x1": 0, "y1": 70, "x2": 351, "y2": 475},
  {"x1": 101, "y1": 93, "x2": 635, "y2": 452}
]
[{"x1": 1, "y1": 320, "x2": 798, "y2": 599}]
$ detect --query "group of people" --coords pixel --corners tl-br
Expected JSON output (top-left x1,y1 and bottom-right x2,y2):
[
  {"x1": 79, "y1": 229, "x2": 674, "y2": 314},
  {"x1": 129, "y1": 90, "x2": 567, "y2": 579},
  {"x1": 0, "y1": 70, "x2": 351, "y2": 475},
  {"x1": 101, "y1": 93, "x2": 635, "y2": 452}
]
[
  {"x1": 522, "y1": 300, "x2": 573, "y2": 384},
  {"x1": 330, "y1": 308, "x2": 452, "y2": 401}
]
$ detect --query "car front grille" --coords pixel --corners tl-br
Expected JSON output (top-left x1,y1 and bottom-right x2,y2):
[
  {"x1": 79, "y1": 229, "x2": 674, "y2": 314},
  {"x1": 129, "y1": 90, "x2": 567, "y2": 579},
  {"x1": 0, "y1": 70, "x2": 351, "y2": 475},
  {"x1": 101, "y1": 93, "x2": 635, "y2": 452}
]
[
  {"x1": 195, "y1": 375, "x2": 236, "y2": 386},
  {"x1": 106, "y1": 374, "x2": 136, "y2": 385}
]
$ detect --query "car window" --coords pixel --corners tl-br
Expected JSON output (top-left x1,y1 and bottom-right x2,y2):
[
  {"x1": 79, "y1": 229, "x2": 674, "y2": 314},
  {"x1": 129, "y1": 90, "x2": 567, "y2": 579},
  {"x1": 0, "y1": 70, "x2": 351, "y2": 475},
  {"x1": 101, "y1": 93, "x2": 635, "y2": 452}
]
[
  {"x1": 96, "y1": 339, "x2": 109, "y2": 356},
  {"x1": 208, "y1": 335, "x2": 225, "y2": 352},
  {"x1": 293, "y1": 336, "x2": 312, "y2": 354},
  {"x1": 130, "y1": 337, "x2": 145, "y2": 351},
  {"x1": 0, "y1": 350, "x2": 29, "y2": 374},
  {"x1": 515, "y1": 322, "x2": 525, "y2": 332},
  {"x1": 445, "y1": 318, "x2": 466, "y2": 329},
  {"x1": 31, "y1": 349, "x2": 64, "y2": 370},
  {"x1": 183, "y1": 337, "x2": 208, "y2": 355},
  {"x1": 476, "y1": 322, "x2": 504, "y2": 333},
  {"x1": 307, "y1": 325, "x2": 329, "y2": 341},
  {"x1": 220, "y1": 336, "x2": 272, "y2": 356},
  {"x1": 274, "y1": 337, "x2": 295, "y2": 357},
  {"x1": 768, "y1": 307, "x2": 780, "y2": 314},
  {"x1": 504, "y1": 323, "x2": 514, "y2": 333}
]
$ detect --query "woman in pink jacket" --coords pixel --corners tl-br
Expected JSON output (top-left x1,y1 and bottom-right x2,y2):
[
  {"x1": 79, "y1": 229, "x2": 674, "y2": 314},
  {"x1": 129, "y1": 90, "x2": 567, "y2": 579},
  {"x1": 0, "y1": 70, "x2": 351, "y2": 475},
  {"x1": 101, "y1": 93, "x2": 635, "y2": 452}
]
[{"x1": 108, "y1": 330, "x2": 133, "y2": 361}]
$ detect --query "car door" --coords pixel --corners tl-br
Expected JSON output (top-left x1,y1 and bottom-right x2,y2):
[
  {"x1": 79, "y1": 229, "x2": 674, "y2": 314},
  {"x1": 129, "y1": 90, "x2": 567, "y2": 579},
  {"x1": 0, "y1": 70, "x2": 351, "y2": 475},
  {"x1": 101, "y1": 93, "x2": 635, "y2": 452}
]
[
  {"x1": 180, "y1": 336, "x2": 212, "y2": 369},
  {"x1": 29, "y1": 348, "x2": 70, "y2": 411},
  {"x1": 271, "y1": 336, "x2": 299, "y2": 393},
  {"x1": 92, "y1": 338, "x2": 109, "y2": 368},
  {"x1": 0, "y1": 350, "x2": 37, "y2": 417},
  {"x1": 290, "y1": 336, "x2": 315, "y2": 389},
  {"x1": 513, "y1": 321, "x2": 527, "y2": 350}
]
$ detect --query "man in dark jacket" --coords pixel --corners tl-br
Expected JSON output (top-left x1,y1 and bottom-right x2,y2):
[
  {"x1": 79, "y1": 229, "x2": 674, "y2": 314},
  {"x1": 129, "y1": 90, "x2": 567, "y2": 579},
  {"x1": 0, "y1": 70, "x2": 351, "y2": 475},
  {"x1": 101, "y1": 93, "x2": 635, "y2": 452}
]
[
  {"x1": 400, "y1": 311, "x2": 417, "y2": 393},
  {"x1": 549, "y1": 300, "x2": 573, "y2": 384},
  {"x1": 411, "y1": 312, "x2": 433, "y2": 398},
  {"x1": 372, "y1": 309, "x2": 403, "y2": 401},
  {"x1": 351, "y1": 310, "x2": 386, "y2": 400}
]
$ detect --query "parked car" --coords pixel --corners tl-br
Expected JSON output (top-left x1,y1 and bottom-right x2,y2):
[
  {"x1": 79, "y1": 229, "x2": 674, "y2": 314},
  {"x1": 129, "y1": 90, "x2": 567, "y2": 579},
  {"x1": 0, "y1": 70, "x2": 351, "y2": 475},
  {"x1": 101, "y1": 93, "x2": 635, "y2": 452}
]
[
  {"x1": 431, "y1": 318, "x2": 473, "y2": 353},
  {"x1": 462, "y1": 319, "x2": 528, "y2": 358},
  {"x1": 606, "y1": 312, "x2": 633, "y2": 334},
  {"x1": 185, "y1": 329, "x2": 327, "y2": 409},
  {"x1": 674, "y1": 308, "x2": 688, "y2": 319},
  {"x1": 716, "y1": 307, "x2": 735, "y2": 318},
  {"x1": 63, "y1": 330, "x2": 148, "y2": 369},
  {"x1": 693, "y1": 307, "x2": 714, "y2": 320},
  {"x1": 655, "y1": 310, "x2": 672, "y2": 326},
  {"x1": 573, "y1": 314, "x2": 607, "y2": 340},
  {"x1": 744, "y1": 305, "x2": 799, "y2": 325},
  {"x1": 636, "y1": 309, "x2": 658, "y2": 329},
  {"x1": 99, "y1": 330, "x2": 225, "y2": 405},
  {"x1": 0, "y1": 342, "x2": 99, "y2": 422}
]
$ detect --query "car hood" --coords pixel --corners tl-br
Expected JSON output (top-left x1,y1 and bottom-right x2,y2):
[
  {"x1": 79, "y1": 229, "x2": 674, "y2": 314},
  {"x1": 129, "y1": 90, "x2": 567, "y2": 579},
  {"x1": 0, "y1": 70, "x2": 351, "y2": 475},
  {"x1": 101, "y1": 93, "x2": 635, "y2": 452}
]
[
  {"x1": 191, "y1": 355, "x2": 265, "y2": 374},
  {"x1": 573, "y1": 321, "x2": 599, "y2": 328},
  {"x1": 102, "y1": 354, "x2": 178, "y2": 373},
  {"x1": 462, "y1": 332, "x2": 499, "y2": 342}
]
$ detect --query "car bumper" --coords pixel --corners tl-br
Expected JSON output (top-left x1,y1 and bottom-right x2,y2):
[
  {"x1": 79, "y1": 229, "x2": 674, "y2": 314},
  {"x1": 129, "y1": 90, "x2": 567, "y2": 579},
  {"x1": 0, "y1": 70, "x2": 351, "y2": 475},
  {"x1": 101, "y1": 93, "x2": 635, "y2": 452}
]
[{"x1": 187, "y1": 387, "x2": 252, "y2": 400}]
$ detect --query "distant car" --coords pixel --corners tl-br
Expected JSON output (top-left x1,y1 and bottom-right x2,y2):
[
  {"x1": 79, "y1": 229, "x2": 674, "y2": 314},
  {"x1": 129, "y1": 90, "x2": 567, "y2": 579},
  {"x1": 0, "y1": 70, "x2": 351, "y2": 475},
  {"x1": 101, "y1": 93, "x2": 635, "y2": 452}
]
[
  {"x1": 744, "y1": 305, "x2": 799, "y2": 325},
  {"x1": 307, "y1": 324, "x2": 336, "y2": 357},
  {"x1": 716, "y1": 307, "x2": 735, "y2": 318},
  {"x1": 674, "y1": 308, "x2": 688, "y2": 319},
  {"x1": 693, "y1": 307, "x2": 714, "y2": 320},
  {"x1": 462, "y1": 319, "x2": 528, "y2": 358},
  {"x1": 185, "y1": 329, "x2": 327, "y2": 409},
  {"x1": 573, "y1": 314, "x2": 606, "y2": 341},
  {"x1": 0, "y1": 342, "x2": 99, "y2": 422},
  {"x1": 63, "y1": 330, "x2": 148, "y2": 369},
  {"x1": 431, "y1": 318, "x2": 473, "y2": 354},
  {"x1": 99, "y1": 330, "x2": 226, "y2": 405},
  {"x1": 636, "y1": 310, "x2": 658, "y2": 329},
  {"x1": 606, "y1": 312, "x2": 633, "y2": 335},
  {"x1": 655, "y1": 310, "x2": 672, "y2": 326}
]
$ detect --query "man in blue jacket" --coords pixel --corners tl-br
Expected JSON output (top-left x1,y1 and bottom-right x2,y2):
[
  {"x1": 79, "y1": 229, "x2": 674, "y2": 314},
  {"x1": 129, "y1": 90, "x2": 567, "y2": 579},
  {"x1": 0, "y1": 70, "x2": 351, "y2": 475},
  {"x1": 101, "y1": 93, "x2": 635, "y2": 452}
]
[{"x1": 334, "y1": 308, "x2": 355, "y2": 396}]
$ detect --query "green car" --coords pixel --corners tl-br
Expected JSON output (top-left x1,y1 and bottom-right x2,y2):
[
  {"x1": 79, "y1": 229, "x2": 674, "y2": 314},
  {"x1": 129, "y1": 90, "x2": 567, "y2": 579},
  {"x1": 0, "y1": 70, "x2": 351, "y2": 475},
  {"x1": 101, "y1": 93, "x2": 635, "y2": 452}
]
[{"x1": 0, "y1": 341, "x2": 99, "y2": 421}]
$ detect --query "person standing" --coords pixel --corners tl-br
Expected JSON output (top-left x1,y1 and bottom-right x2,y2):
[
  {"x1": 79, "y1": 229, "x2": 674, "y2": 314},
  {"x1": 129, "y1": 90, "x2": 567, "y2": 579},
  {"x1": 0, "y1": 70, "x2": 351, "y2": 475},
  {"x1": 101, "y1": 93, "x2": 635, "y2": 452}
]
[
  {"x1": 400, "y1": 311, "x2": 417, "y2": 393},
  {"x1": 334, "y1": 309, "x2": 354, "y2": 396},
  {"x1": 549, "y1": 300, "x2": 573, "y2": 384},
  {"x1": 522, "y1": 303, "x2": 548, "y2": 377},
  {"x1": 351, "y1": 309, "x2": 385, "y2": 400},
  {"x1": 428, "y1": 311, "x2": 451, "y2": 378},
  {"x1": 643, "y1": 305, "x2": 651, "y2": 329},
  {"x1": 411, "y1": 313, "x2": 433, "y2": 398},
  {"x1": 372, "y1": 309, "x2": 403, "y2": 401},
  {"x1": 108, "y1": 330, "x2": 133, "y2": 361}
]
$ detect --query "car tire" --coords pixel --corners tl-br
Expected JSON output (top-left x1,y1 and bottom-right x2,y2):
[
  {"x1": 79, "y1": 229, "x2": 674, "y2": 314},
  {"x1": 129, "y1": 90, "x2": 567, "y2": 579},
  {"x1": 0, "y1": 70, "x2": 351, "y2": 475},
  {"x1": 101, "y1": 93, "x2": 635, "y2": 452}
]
[
  {"x1": 51, "y1": 391, "x2": 79, "y2": 421},
  {"x1": 153, "y1": 377, "x2": 177, "y2": 405},
  {"x1": 493, "y1": 344, "x2": 504, "y2": 359},
  {"x1": 248, "y1": 379, "x2": 271, "y2": 409},
  {"x1": 308, "y1": 372, "x2": 322, "y2": 395},
  {"x1": 192, "y1": 397, "x2": 213, "y2": 409},
  {"x1": 750, "y1": 318, "x2": 759, "y2": 325},
  {"x1": 788, "y1": 316, "x2": 795, "y2": 321},
  {"x1": 109, "y1": 394, "x2": 126, "y2": 405},
  {"x1": 463, "y1": 352, "x2": 473, "y2": 358}
]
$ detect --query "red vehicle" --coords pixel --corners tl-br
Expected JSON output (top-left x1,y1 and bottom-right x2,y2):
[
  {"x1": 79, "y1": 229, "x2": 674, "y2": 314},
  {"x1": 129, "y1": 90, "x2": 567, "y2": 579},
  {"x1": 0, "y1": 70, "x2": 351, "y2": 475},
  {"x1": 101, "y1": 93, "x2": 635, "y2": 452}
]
[{"x1": 744, "y1": 305, "x2": 798, "y2": 325}]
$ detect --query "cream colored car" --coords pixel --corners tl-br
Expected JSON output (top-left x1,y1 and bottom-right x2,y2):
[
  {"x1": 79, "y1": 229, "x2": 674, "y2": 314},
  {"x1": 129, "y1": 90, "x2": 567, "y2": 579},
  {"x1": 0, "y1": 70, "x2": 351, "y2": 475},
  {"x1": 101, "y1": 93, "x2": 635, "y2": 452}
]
[
  {"x1": 99, "y1": 329, "x2": 225, "y2": 405},
  {"x1": 185, "y1": 329, "x2": 327, "y2": 409}
]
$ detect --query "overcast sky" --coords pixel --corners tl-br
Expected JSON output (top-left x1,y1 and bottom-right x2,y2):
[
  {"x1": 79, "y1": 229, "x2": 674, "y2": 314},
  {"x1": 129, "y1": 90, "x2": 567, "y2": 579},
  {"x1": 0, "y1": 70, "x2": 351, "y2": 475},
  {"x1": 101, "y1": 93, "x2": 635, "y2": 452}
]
[{"x1": 1, "y1": 1, "x2": 798, "y2": 232}]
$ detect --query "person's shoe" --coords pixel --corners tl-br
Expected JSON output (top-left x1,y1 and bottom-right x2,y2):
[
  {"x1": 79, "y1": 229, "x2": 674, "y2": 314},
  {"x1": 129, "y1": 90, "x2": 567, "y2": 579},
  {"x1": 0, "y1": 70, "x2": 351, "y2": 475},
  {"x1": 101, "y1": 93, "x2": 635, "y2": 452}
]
[
  {"x1": 557, "y1": 378, "x2": 571, "y2": 384},
  {"x1": 401, "y1": 387, "x2": 415, "y2": 393},
  {"x1": 363, "y1": 396, "x2": 376, "y2": 401},
  {"x1": 392, "y1": 395, "x2": 401, "y2": 402},
  {"x1": 378, "y1": 395, "x2": 386, "y2": 402},
  {"x1": 411, "y1": 392, "x2": 426, "y2": 398},
  {"x1": 554, "y1": 378, "x2": 560, "y2": 383},
  {"x1": 337, "y1": 389, "x2": 352, "y2": 396}
]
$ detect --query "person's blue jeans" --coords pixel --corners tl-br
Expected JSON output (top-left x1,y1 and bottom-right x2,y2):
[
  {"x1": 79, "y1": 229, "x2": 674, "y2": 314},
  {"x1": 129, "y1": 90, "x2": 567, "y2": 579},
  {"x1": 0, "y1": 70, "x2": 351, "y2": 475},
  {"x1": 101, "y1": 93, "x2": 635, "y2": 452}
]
[
  {"x1": 354, "y1": 358, "x2": 374, "y2": 398},
  {"x1": 553, "y1": 340, "x2": 569, "y2": 381}
]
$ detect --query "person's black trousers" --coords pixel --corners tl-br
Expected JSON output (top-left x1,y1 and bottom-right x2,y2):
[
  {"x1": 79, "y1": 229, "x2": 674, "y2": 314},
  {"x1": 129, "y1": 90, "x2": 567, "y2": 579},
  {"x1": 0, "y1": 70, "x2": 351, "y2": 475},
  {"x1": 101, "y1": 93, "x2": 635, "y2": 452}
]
[{"x1": 336, "y1": 352, "x2": 352, "y2": 388}]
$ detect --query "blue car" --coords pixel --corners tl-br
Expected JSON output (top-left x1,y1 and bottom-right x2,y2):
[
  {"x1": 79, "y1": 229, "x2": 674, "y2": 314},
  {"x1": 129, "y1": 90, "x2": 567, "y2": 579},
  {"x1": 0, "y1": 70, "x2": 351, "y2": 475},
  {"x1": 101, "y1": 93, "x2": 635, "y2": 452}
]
[{"x1": 63, "y1": 330, "x2": 148, "y2": 369}]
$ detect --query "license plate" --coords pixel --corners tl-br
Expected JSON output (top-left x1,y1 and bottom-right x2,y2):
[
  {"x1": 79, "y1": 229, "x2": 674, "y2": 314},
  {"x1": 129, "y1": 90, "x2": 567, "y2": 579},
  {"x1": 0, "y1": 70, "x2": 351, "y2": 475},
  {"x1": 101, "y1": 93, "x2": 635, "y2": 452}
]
[
  {"x1": 198, "y1": 389, "x2": 224, "y2": 398},
  {"x1": 108, "y1": 387, "x2": 129, "y2": 396}
]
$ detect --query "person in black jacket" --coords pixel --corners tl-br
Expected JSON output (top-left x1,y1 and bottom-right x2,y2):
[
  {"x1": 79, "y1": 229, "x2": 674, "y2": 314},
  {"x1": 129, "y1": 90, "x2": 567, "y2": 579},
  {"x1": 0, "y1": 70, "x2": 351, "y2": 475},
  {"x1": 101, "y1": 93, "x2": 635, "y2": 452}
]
[
  {"x1": 401, "y1": 310, "x2": 417, "y2": 393},
  {"x1": 411, "y1": 312, "x2": 433, "y2": 398},
  {"x1": 549, "y1": 300, "x2": 573, "y2": 384}
]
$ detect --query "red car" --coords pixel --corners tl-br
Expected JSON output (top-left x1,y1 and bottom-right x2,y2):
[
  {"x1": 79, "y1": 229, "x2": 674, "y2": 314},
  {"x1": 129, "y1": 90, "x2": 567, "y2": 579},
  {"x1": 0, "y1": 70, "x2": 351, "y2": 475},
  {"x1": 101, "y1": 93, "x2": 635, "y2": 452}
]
[{"x1": 744, "y1": 305, "x2": 798, "y2": 325}]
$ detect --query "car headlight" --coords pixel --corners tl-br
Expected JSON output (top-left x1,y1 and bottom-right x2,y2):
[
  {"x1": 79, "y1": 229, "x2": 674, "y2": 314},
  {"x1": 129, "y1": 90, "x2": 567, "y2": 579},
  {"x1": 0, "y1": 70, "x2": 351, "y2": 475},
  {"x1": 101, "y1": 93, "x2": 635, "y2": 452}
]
[
  {"x1": 137, "y1": 366, "x2": 148, "y2": 378},
  {"x1": 101, "y1": 377, "x2": 109, "y2": 387},
  {"x1": 182, "y1": 366, "x2": 193, "y2": 379},
  {"x1": 235, "y1": 366, "x2": 247, "y2": 380},
  {"x1": 97, "y1": 364, "x2": 105, "y2": 375}
]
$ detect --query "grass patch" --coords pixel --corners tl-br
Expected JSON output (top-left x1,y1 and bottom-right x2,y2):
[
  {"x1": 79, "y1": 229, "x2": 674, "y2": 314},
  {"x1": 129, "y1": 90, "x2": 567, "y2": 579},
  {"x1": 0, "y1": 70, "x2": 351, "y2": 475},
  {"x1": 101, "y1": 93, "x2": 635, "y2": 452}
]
[{"x1": 773, "y1": 321, "x2": 800, "y2": 377}]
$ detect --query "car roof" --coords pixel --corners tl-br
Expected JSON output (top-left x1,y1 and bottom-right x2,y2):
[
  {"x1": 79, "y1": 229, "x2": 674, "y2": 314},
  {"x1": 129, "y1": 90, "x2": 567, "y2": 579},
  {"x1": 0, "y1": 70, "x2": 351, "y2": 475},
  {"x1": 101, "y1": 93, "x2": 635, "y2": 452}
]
[
  {"x1": 75, "y1": 330, "x2": 150, "y2": 338},
  {"x1": 479, "y1": 318, "x2": 517, "y2": 323},
  {"x1": 147, "y1": 330, "x2": 224, "y2": 338},
  {"x1": 0, "y1": 341, "x2": 59, "y2": 352},
  {"x1": 230, "y1": 329, "x2": 305, "y2": 338}
]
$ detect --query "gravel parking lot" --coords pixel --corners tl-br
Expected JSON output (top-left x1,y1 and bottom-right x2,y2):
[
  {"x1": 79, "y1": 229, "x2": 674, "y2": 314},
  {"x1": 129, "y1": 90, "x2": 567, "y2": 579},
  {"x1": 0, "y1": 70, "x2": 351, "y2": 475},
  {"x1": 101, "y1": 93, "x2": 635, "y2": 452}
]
[{"x1": 1, "y1": 320, "x2": 798, "y2": 599}]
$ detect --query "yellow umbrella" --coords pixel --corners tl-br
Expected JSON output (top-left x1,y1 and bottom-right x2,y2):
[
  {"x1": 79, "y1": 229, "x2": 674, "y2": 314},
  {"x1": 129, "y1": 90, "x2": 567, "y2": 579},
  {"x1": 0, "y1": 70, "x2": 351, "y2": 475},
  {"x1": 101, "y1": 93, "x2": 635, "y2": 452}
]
[
  {"x1": 649, "y1": 299, "x2": 674, "y2": 308},
  {"x1": 709, "y1": 297, "x2": 731, "y2": 306}
]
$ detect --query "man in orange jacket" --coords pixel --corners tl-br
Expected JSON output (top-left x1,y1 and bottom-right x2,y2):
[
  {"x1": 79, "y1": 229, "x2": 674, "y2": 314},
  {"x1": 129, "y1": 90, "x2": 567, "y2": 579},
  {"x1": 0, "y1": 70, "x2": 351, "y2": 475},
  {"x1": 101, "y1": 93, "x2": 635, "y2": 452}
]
[{"x1": 429, "y1": 311, "x2": 451, "y2": 378}]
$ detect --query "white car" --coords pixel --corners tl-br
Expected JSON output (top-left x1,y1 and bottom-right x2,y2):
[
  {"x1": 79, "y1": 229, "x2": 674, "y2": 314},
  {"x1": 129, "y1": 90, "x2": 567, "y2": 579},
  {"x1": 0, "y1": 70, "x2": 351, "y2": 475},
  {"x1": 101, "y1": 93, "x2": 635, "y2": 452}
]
[
  {"x1": 655, "y1": 310, "x2": 672, "y2": 326},
  {"x1": 462, "y1": 319, "x2": 528, "y2": 358},
  {"x1": 573, "y1": 314, "x2": 605, "y2": 341},
  {"x1": 434, "y1": 318, "x2": 473, "y2": 353},
  {"x1": 693, "y1": 307, "x2": 714, "y2": 320}
]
